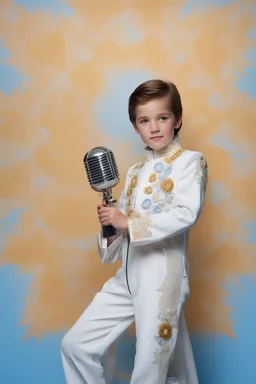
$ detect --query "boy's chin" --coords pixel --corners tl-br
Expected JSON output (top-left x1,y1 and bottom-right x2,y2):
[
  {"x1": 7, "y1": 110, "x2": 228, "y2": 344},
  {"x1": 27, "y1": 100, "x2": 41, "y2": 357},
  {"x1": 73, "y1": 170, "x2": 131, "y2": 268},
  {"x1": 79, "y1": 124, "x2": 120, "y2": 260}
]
[{"x1": 146, "y1": 140, "x2": 168, "y2": 151}]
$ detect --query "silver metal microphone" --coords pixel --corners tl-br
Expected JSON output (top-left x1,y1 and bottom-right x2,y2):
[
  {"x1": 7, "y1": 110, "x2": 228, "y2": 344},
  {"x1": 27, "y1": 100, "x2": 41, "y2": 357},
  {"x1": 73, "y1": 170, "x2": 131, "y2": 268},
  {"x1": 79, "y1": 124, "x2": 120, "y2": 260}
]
[{"x1": 83, "y1": 147, "x2": 120, "y2": 238}]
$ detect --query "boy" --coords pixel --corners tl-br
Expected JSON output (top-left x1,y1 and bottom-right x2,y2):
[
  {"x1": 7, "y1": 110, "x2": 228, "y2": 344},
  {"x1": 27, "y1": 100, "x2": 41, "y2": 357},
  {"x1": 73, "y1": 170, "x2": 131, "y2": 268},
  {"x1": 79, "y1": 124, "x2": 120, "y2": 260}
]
[{"x1": 61, "y1": 79, "x2": 207, "y2": 384}]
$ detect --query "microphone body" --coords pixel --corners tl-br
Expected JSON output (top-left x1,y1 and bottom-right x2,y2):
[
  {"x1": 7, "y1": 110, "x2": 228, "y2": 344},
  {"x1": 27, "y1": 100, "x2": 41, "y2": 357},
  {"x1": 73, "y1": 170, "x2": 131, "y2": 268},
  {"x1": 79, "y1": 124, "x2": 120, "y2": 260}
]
[{"x1": 83, "y1": 147, "x2": 120, "y2": 238}]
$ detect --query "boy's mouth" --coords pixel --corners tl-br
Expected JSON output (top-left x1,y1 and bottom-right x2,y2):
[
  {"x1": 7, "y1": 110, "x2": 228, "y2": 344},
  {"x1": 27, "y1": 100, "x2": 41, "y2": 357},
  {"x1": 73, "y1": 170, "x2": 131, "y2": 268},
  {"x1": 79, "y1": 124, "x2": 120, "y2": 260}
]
[{"x1": 150, "y1": 136, "x2": 163, "y2": 141}]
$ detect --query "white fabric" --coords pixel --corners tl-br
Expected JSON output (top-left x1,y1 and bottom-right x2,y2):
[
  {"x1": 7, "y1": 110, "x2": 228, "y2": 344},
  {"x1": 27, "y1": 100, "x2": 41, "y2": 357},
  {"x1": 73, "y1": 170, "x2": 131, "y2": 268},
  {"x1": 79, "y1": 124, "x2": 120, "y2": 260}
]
[{"x1": 61, "y1": 137, "x2": 206, "y2": 384}]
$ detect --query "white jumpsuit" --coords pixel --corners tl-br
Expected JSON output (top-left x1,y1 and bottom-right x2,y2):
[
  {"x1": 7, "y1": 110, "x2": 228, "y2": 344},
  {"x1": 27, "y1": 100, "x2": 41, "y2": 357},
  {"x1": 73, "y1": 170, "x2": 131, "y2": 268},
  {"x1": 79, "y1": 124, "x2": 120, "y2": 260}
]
[{"x1": 61, "y1": 136, "x2": 208, "y2": 384}]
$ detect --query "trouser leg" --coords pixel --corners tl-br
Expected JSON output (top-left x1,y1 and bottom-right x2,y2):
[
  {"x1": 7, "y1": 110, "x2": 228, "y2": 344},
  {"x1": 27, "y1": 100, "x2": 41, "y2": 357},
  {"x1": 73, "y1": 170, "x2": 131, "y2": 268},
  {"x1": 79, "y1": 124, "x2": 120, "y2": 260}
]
[
  {"x1": 167, "y1": 311, "x2": 199, "y2": 384},
  {"x1": 129, "y1": 288, "x2": 180, "y2": 384},
  {"x1": 130, "y1": 255, "x2": 193, "y2": 384},
  {"x1": 61, "y1": 272, "x2": 134, "y2": 384}
]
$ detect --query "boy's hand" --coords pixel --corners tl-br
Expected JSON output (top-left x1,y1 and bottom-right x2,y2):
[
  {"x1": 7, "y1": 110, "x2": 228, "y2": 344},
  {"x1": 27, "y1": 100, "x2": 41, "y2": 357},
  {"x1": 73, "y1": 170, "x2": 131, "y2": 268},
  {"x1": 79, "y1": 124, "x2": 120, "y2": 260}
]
[{"x1": 97, "y1": 202, "x2": 128, "y2": 230}]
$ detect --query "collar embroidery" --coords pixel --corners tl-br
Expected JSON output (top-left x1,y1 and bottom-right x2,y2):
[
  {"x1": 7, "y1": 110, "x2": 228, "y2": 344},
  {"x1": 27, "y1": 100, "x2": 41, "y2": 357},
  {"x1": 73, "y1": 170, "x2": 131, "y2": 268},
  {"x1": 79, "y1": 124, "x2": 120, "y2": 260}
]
[{"x1": 144, "y1": 135, "x2": 181, "y2": 160}]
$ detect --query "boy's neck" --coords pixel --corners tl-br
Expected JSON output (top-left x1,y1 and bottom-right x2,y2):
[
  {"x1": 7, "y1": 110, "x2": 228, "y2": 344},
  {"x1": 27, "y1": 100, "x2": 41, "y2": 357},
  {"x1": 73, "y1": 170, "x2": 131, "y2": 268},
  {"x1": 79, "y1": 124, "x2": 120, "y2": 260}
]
[{"x1": 144, "y1": 135, "x2": 181, "y2": 160}]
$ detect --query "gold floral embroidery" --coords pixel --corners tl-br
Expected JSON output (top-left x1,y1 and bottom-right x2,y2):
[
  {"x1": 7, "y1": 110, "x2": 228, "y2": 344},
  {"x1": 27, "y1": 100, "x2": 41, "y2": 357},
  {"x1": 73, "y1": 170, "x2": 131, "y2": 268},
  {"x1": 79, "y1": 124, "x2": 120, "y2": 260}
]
[
  {"x1": 164, "y1": 148, "x2": 185, "y2": 164},
  {"x1": 160, "y1": 178, "x2": 174, "y2": 193},
  {"x1": 127, "y1": 184, "x2": 132, "y2": 197},
  {"x1": 197, "y1": 155, "x2": 208, "y2": 191},
  {"x1": 127, "y1": 162, "x2": 145, "y2": 199},
  {"x1": 128, "y1": 210, "x2": 141, "y2": 219},
  {"x1": 126, "y1": 175, "x2": 139, "y2": 197},
  {"x1": 144, "y1": 186, "x2": 153, "y2": 194},
  {"x1": 158, "y1": 322, "x2": 172, "y2": 340},
  {"x1": 131, "y1": 175, "x2": 138, "y2": 188},
  {"x1": 133, "y1": 161, "x2": 145, "y2": 169},
  {"x1": 126, "y1": 199, "x2": 132, "y2": 212},
  {"x1": 152, "y1": 308, "x2": 178, "y2": 367},
  {"x1": 129, "y1": 216, "x2": 152, "y2": 241},
  {"x1": 149, "y1": 173, "x2": 157, "y2": 183},
  {"x1": 153, "y1": 135, "x2": 181, "y2": 157}
]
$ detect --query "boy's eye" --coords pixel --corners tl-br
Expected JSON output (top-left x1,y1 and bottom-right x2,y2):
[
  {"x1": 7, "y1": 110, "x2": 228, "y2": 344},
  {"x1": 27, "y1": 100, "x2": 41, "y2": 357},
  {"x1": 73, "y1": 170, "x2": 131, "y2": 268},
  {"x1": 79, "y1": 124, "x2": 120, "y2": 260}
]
[
  {"x1": 140, "y1": 119, "x2": 148, "y2": 124},
  {"x1": 160, "y1": 116, "x2": 168, "y2": 121}
]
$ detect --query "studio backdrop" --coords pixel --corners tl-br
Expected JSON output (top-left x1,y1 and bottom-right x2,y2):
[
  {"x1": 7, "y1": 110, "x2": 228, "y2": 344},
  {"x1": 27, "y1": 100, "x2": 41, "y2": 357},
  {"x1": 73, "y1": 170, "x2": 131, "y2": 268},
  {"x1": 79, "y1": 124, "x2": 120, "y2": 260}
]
[{"x1": 0, "y1": 1, "x2": 255, "y2": 383}]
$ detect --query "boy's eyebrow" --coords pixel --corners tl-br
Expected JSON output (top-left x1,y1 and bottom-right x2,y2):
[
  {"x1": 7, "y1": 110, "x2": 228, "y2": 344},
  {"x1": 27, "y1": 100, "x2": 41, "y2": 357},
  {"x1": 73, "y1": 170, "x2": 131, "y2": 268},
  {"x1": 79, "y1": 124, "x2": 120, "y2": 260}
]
[
  {"x1": 156, "y1": 112, "x2": 172, "y2": 116},
  {"x1": 137, "y1": 115, "x2": 148, "y2": 120},
  {"x1": 137, "y1": 112, "x2": 172, "y2": 120}
]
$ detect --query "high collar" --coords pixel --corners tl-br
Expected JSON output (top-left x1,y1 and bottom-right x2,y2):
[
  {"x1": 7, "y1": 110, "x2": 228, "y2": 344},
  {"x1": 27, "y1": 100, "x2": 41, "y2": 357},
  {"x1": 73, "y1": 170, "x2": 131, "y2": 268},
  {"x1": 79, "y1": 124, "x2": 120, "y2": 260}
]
[{"x1": 144, "y1": 135, "x2": 182, "y2": 161}]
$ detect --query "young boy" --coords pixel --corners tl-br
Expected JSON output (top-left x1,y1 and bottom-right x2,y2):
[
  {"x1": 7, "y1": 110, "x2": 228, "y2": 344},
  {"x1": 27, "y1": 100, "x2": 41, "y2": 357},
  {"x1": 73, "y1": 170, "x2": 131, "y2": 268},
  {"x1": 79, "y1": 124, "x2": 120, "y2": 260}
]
[{"x1": 61, "y1": 79, "x2": 207, "y2": 384}]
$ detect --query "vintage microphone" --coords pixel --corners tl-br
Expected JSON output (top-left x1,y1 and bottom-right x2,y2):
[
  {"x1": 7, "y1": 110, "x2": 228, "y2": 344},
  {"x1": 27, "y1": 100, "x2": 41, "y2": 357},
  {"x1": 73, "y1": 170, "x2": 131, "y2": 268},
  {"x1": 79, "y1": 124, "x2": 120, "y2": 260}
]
[{"x1": 83, "y1": 147, "x2": 120, "y2": 238}]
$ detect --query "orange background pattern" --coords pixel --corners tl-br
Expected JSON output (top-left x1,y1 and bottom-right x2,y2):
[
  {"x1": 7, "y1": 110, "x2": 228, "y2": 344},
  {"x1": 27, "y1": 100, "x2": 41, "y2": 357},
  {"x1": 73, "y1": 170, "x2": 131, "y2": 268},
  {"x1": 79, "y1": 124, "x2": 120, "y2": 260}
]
[{"x1": 0, "y1": 0, "x2": 255, "y2": 382}]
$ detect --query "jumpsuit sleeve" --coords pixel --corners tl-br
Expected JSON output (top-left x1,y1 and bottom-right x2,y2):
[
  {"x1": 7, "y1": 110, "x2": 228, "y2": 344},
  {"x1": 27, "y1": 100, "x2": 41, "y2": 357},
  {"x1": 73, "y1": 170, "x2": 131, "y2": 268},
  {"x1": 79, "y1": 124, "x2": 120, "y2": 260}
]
[
  {"x1": 97, "y1": 167, "x2": 130, "y2": 264},
  {"x1": 127, "y1": 152, "x2": 208, "y2": 247}
]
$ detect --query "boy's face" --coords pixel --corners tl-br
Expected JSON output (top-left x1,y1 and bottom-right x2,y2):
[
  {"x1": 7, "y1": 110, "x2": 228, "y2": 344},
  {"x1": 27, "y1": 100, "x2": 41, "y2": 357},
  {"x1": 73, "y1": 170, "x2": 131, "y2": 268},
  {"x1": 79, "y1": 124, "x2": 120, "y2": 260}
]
[{"x1": 133, "y1": 96, "x2": 182, "y2": 151}]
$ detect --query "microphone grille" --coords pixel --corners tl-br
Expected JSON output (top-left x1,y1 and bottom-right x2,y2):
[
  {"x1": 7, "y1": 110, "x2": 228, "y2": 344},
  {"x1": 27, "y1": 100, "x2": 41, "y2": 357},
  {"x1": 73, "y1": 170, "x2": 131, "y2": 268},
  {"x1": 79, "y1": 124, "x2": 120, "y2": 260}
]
[{"x1": 83, "y1": 147, "x2": 119, "y2": 191}]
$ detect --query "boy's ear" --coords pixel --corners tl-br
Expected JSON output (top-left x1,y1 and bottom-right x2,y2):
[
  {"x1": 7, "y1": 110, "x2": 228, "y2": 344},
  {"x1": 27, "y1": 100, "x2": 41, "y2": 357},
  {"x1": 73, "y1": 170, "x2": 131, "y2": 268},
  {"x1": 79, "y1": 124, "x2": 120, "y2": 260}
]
[{"x1": 175, "y1": 115, "x2": 182, "y2": 129}]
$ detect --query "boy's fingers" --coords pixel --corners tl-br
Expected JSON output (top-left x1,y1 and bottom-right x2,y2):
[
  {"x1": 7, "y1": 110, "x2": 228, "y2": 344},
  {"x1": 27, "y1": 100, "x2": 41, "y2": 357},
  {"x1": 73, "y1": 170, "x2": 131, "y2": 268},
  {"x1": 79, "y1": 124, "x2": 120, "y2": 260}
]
[
  {"x1": 100, "y1": 205, "x2": 109, "y2": 211},
  {"x1": 99, "y1": 212, "x2": 109, "y2": 219}
]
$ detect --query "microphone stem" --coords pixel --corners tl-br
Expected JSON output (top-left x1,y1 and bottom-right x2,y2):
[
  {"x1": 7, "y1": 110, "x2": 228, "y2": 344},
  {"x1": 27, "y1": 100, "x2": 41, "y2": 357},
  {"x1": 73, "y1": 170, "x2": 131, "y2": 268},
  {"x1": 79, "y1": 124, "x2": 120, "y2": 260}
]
[
  {"x1": 102, "y1": 190, "x2": 116, "y2": 207},
  {"x1": 107, "y1": 198, "x2": 116, "y2": 207}
]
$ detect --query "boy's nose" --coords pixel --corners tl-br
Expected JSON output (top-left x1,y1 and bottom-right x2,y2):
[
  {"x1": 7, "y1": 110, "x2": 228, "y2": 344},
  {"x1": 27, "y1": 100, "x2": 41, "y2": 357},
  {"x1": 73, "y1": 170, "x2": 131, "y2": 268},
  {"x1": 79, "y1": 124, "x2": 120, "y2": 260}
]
[{"x1": 150, "y1": 122, "x2": 160, "y2": 133}]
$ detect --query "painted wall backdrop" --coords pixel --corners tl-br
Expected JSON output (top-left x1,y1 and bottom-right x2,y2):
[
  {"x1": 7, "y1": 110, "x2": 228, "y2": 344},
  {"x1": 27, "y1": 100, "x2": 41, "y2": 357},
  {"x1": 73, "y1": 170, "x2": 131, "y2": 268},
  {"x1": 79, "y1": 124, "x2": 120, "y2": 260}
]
[{"x1": 0, "y1": 0, "x2": 255, "y2": 383}]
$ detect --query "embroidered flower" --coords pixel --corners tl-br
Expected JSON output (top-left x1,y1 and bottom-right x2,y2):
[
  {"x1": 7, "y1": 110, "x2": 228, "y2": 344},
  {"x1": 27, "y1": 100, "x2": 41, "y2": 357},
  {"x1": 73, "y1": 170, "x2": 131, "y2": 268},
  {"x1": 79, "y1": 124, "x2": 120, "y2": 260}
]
[
  {"x1": 155, "y1": 193, "x2": 174, "y2": 209},
  {"x1": 131, "y1": 175, "x2": 138, "y2": 188},
  {"x1": 152, "y1": 308, "x2": 178, "y2": 367},
  {"x1": 166, "y1": 194, "x2": 174, "y2": 204},
  {"x1": 160, "y1": 178, "x2": 174, "y2": 193},
  {"x1": 142, "y1": 198, "x2": 152, "y2": 210},
  {"x1": 127, "y1": 173, "x2": 139, "y2": 197},
  {"x1": 197, "y1": 155, "x2": 208, "y2": 190},
  {"x1": 158, "y1": 322, "x2": 172, "y2": 340},
  {"x1": 158, "y1": 308, "x2": 177, "y2": 322},
  {"x1": 154, "y1": 336, "x2": 165, "y2": 345},
  {"x1": 153, "y1": 205, "x2": 162, "y2": 213},
  {"x1": 127, "y1": 185, "x2": 132, "y2": 197},
  {"x1": 133, "y1": 161, "x2": 145, "y2": 169},
  {"x1": 152, "y1": 343, "x2": 170, "y2": 365},
  {"x1": 126, "y1": 199, "x2": 132, "y2": 211},
  {"x1": 144, "y1": 186, "x2": 153, "y2": 194},
  {"x1": 149, "y1": 173, "x2": 157, "y2": 183},
  {"x1": 159, "y1": 165, "x2": 172, "y2": 181},
  {"x1": 128, "y1": 210, "x2": 141, "y2": 219},
  {"x1": 154, "y1": 162, "x2": 164, "y2": 173},
  {"x1": 152, "y1": 192, "x2": 160, "y2": 202}
]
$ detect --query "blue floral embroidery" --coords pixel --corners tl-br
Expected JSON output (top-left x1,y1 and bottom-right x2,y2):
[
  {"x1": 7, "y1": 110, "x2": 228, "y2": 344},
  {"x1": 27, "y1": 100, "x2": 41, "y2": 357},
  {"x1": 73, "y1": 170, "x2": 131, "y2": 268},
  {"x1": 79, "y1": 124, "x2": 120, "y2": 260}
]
[
  {"x1": 142, "y1": 198, "x2": 152, "y2": 210},
  {"x1": 153, "y1": 162, "x2": 164, "y2": 173},
  {"x1": 156, "y1": 185, "x2": 161, "y2": 193},
  {"x1": 154, "y1": 336, "x2": 165, "y2": 345},
  {"x1": 159, "y1": 165, "x2": 172, "y2": 181},
  {"x1": 152, "y1": 308, "x2": 179, "y2": 366},
  {"x1": 154, "y1": 205, "x2": 162, "y2": 213}
]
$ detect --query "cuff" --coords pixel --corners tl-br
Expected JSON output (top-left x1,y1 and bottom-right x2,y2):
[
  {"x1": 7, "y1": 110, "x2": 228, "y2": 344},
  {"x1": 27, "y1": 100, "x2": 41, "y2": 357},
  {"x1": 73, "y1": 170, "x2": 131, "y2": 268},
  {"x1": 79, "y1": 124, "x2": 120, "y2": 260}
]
[
  {"x1": 97, "y1": 229, "x2": 123, "y2": 264},
  {"x1": 127, "y1": 216, "x2": 153, "y2": 245}
]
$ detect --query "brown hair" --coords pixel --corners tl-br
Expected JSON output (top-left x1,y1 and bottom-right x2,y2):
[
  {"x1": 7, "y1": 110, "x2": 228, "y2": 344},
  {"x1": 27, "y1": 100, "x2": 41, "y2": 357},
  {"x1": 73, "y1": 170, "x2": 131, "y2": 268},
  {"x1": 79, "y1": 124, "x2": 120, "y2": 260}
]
[{"x1": 128, "y1": 79, "x2": 183, "y2": 136}]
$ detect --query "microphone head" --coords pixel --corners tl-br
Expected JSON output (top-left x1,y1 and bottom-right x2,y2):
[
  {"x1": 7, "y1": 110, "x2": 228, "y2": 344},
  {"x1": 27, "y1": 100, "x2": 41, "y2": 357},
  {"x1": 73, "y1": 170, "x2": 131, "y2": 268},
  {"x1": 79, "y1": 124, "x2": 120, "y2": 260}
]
[{"x1": 83, "y1": 147, "x2": 119, "y2": 192}]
